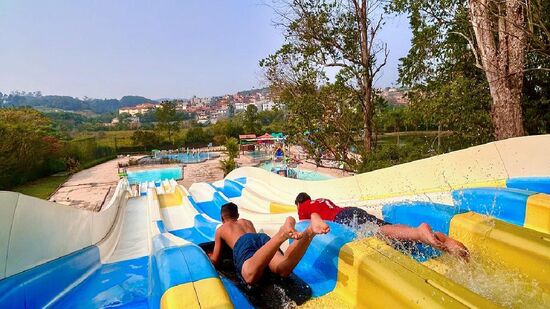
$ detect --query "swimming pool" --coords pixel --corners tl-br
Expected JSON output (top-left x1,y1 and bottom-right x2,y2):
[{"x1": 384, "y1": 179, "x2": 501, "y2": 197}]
[
  {"x1": 260, "y1": 162, "x2": 332, "y2": 181},
  {"x1": 246, "y1": 151, "x2": 272, "y2": 160},
  {"x1": 159, "y1": 152, "x2": 219, "y2": 164},
  {"x1": 127, "y1": 167, "x2": 182, "y2": 184}
]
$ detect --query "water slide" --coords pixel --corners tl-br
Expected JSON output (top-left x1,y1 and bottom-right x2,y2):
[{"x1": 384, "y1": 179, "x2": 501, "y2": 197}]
[{"x1": 0, "y1": 135, "x2": 549, "y2": 308}]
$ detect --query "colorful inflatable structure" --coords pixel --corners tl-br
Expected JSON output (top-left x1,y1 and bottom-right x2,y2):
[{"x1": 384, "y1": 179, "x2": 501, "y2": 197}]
[{"x1": 1, "y1": 135, "x2": 549, "y2": 308}]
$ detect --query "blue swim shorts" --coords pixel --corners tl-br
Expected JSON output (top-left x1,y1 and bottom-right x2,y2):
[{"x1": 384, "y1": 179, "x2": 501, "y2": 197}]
[{"x1": 232, "y1": 233, "x2": 271, "y2": 276}]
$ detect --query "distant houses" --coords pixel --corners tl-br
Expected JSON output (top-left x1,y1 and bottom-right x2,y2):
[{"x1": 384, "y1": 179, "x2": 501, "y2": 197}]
[
  {"x1": 118, "y1": 103, "x2": 161, "y2": 116},
  {"x1": 380, "y1": 87, "x2": 409, "y2": 106},
  {"x1": 114, "y1": 88, "x2": 276, "y2": 126},
  {"x1": 110, "y1": 87, "x2": 403, "y2": 128}
]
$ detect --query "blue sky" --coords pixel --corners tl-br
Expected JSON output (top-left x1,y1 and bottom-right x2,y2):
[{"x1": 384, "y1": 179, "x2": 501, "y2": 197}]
[{"x1": 0, "y1": 0, "x2": 411, "y2": 99}]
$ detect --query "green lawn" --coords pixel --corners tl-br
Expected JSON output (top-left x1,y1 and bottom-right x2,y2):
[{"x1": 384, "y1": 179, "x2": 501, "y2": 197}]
[
  {"x1": 12, "y1": 175, "x2": 70, "y2": 199},
  {"x1": 74, "y1": 130, "x2": 137, "y2": 148}
]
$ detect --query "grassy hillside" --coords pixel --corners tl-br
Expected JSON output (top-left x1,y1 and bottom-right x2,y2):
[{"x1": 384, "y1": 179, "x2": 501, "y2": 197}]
[{"x1": 74, "y1": 130, "x2": 136, "y2": 148}]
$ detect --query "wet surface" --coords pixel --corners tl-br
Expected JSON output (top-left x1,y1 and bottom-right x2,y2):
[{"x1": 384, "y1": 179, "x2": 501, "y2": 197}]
[{"x1": 199, "y1": 242, "x2": 312, "y2": 309}]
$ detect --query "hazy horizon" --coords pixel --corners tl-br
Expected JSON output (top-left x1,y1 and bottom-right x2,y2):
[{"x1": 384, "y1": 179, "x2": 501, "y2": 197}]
[{"x1": 0, "y1": 0, "x2": 412, "y2": 100}]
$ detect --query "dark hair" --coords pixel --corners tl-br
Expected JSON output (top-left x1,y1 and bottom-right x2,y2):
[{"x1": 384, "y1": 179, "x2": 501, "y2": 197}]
[
  {"x1": 221, "y1": 202, "x2": 239, "y2": 219},
  {"x1": 295, "y1": 192, "x2": 311, "y2": 206}
]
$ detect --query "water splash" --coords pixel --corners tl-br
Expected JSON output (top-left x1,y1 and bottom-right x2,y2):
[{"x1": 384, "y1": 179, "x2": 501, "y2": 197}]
[
  {"x1": 347, "y1": 215, "x2": 548, "y2": 307},
  {"x1": 343, "y1": 214, "x2": 381, "y2": 239},
  {"x1": 431, "y1": 255, "x2": 549, "y2": 308}
]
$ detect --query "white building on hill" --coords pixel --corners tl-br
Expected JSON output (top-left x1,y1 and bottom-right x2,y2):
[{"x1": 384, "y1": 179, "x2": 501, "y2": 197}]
[{"x1": 118, "y1": 103, "x2": 160, "y2": 116}]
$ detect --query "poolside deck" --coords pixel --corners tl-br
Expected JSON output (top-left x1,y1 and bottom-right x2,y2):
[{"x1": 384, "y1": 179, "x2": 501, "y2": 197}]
[
  {"x1": 51, "y1": 148, "x2": 352, "y2": 211},
  {"x1": 48, "y1": 157, "x2": 136, "y2": 211}
]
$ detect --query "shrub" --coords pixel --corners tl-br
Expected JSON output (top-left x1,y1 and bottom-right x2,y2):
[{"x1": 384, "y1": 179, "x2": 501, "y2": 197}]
[
  {"x1": 225, "y1": 137, "x2": 240, "y2": 159},
  {"x1": 357, "y1": 143, "x2": 429, "y2": 173},
  {"x1": 219, "y1": 158, "x2": 237, "y2": 176}
]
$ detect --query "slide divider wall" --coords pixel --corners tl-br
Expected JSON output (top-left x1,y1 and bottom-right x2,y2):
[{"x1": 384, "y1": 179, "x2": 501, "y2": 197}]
[{"x1": 0, "y1": 179, "x2": 132, "y2": 307}]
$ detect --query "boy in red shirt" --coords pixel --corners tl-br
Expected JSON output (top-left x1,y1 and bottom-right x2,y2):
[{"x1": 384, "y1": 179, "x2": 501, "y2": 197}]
[{"x1": 295, "y1": 193, "x2": 469, "y2": 260}]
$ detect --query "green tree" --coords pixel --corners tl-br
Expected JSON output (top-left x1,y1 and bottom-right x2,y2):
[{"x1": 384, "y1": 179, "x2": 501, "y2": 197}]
[
  {"x1": 117, "y1": 113, "x2": 131, "y2": 130},
  {"x1": 219, "y1": 158, "x2": 237, "y2": 177},
  {"x1": 391, "y1": 0, "x2": 494, "y2": 146},
  {"x1": 131, "y1": 130, "x2": 160, "y2": 151},
  {"x1": 243, "y1": 105, "x2": 261, "y2": 134},
  {"x1": 408, "y1": 76, "x2": 493, "y2": 149},
  {"x1": 228, "y1": 103, "x2": 236, "y2": 117},
  {"x1": 219, "y1": 137, "x2": 240, "y2": 176},
  {"x1": 273, "y1": 79, "x2": 364, "y2": 169},
  {"x1": 156, "y1": 101, "x2": 179, "y2": 144},
  {"x1": 184, "y1": 127, "x2": 212, "y2": 147},
  {"x1": 225, "y1": 137, "x2": 240, "y2": 159},
  {"x1": 261, "y1": 0, "x2": 389, "y2": 152},
  {"x1": 393, "y1": 0, "x2": 550, "y2": 140},
  {"x1": 0, "y1": 108, "x2": 65, "y2": 188},
  {"x1": 523, "y1": 54, "x2": 550, "y2": 134}
]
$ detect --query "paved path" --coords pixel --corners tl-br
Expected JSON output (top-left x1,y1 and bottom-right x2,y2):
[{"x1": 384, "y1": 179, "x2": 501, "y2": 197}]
[
  {"x1": 53, "y1": 148, "x2": 352, "y2": 211},
  {"x1": 49, "y1": 157, "x2": 133, "y2": 211}
]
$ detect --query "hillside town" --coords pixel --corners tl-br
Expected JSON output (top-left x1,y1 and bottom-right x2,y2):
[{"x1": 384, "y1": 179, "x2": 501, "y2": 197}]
[
  {"x1": 115, "y1": 88, "x2": 275, "y2": 126},
  {"x1": 114, "y1": 87, "x2": 406, "y2": 127}
]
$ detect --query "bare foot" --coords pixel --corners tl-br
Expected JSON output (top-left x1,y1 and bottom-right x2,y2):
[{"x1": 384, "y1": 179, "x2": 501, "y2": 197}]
[
  {"x1": 417, "y1": 223, "x2": 444, "y2": 250},
  {"x1": 308, "y1": 214, "x2": 330, "y2": 235},
  {"x1": 279, "y1": 217, "x2": 302, "y2": 240},
  {"x1": 434, "y1": 232, "x2": 470, "y2": 262}
]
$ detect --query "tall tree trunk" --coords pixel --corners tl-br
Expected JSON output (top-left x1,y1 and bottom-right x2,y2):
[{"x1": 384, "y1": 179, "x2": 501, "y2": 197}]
[
  {"x1": 469, "y1": 0, "x2": 526, "y2": 139},
  {"x1": 363, "y1": 109, "x2": 373, "y2": 151},
  {"x1": 356, "y1": 0, "x2": 374, "y2": 152}
]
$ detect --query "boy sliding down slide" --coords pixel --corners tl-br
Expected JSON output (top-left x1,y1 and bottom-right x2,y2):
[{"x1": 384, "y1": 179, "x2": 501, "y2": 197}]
[
  {"x1": 294, "y1": 193, "x2": 469, "y2": 260},
  {"x1": 209, "y1": 202, "x2": 329, "y2": 285}
]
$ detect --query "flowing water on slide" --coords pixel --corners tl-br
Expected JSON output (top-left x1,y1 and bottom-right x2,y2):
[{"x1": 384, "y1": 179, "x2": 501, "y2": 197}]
[{"x1": 346, "y1": 215, "x2": 549, "y2": 308}]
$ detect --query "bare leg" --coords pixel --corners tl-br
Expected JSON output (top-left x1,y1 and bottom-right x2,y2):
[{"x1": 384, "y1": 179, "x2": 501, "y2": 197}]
[
  {"x1": 270, "y1": 213, "x2": 330, "y2": 277},
  {"x1": 434, "y1": 232, "x2": 470, "y2": 261},
  {"x1": 379, "y1": 223, "x2": 443, "y2": 248},
  {"x1": 240, "y1": 217, "x2": 300, "y2": 284},
  {"x1": 379, "y1": 223, "x2": 469, "y2": 261}
]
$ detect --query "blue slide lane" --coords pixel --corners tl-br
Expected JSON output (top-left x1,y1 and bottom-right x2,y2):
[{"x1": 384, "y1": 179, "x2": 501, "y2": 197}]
[
  {"x1": 170, "y1": 227, "x2": 212, "y2": 245},
  {"x1": 189, "y1": 193, "x2": 228, "y2": 221},
  {"x1": 53, "y1": 256, "x2": 150, "y2": 309},
  {"x1": 382, "y1": 202, "x2": 461, "y2": 235},
  {"x1": 210, "y1": 179, "x2": 245, "y2": 198},
  {"x1": 0, "y1": 246, "x2": 151, "y2": 309},
  {"x1": 382, "y1": 202, "x2": 462, "y2": 262},
  {"x1": 452, "y1": 187, "x2": 534, "y2": 226},
  {"x1": 233, "y1": 177, "x2": 247, "y2": 185},
  {"x1": 150, "y1": 233, "x2": 255, "y2": 307},
  {"x1": 194, "y1": 214, "x2": 218, "y2": 239},
  {"x1": 152, "y1": 234, "x2": 218, "y2": 293},
  {"x1": 0, "y1": 246, "x2": 100, "y2": 308},
  {"x1": 507, "y1": 177, "x2": 550, "y2": 194},
  {"x1": 169, "y1": 214, "x2": 218, "y2": 245},
  {"x1": 220, "y1": 277, "x2": 254, "y2": 309},
  {"x1": 293, "y1": 221, "x2": 356, "y2": 297}
]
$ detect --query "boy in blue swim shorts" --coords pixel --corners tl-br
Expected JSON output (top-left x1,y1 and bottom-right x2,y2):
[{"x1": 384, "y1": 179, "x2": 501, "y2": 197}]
[{"x1": 208, "y1": 202, "x2": 330, "y2": 285}]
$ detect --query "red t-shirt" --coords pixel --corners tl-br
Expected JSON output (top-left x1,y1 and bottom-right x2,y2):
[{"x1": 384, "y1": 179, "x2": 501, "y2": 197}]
[{"x1": 298, "y1": 198, "x2": 342, "y2": 221}]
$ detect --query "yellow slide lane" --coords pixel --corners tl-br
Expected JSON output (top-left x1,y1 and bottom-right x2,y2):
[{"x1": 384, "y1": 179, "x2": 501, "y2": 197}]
[
  {"x1": 449, "y1": 212, "x2": 550, "y2": 292},
  {"x1": 525, "y1": 193, "x2": 550, "y2": 234},
  {"x1": 161, "y1": 278, "x2": 232, "y2": 309},
  {"x1": 330, "y1": 238, "x2": 499, "y2": 308}
]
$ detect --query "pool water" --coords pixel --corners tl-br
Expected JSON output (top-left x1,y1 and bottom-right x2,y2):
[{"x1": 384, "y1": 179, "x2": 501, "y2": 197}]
[
  {"x1": 127, "y1": 167, "x2": 182, "y2": 184},
  {"x1": 260, "y1": 162, "x2": 332, "y2": 181},
  {"x1": 246, "y1": 151, "x2": 272, "y2": 160},
  {"x1": 158, "y1": 152, "x2": 218, "y2": 164}
]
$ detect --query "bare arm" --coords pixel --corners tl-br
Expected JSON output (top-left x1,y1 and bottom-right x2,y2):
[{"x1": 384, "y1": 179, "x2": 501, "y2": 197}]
[{"x1": 209, "y1": 228, "x2": 223, "y2": 266}]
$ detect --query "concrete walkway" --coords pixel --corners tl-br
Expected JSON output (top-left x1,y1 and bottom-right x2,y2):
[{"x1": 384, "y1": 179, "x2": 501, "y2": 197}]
[
  {"x1": 49, "y1": 157, "x2": 133, "y2": 211},
  {"x1": 52, "y1": 148, "x2": 352, "y2": 211}
]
